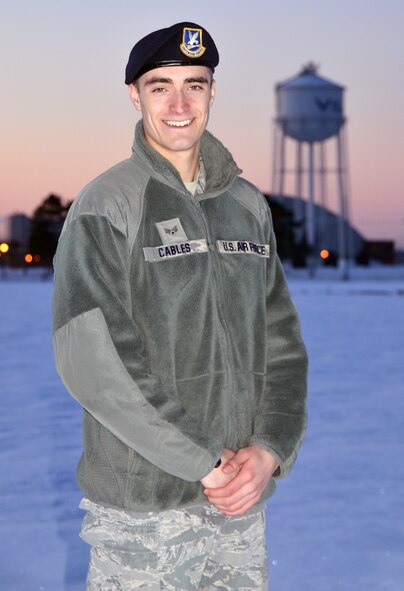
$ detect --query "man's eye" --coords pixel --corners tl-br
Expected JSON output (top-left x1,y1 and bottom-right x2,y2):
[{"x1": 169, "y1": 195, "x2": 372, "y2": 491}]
[
  {"x1": 189, "y1": 85, "x2": 203, "y2": 91},
  {"x1": 151, "y1": 87, "x2": 167, "y2": 93}
]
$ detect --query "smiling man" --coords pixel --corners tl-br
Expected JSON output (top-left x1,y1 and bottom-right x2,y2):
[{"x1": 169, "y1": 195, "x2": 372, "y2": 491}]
[{"x1": 52, "y1": 22, "x2": 308, "y2": 590}]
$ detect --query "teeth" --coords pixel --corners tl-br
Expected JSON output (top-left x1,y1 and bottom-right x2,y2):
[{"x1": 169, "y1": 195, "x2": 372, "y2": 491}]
[{"x1": 164, "y1": 119, "x2": 192, "y2": 127}]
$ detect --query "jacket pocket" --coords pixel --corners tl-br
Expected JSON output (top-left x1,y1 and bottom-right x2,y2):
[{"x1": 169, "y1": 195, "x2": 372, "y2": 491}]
[{"x1": 124, "y1": 451, "x2": 158, "y2": 508}]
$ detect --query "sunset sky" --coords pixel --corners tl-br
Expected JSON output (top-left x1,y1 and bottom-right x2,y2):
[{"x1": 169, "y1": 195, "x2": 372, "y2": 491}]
[{"x1": 1, "y1": 0, "x2": 404, "y2": 247}]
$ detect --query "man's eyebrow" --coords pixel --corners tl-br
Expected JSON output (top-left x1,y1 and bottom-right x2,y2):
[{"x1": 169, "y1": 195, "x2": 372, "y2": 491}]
[
  {"x1": 144, "y1": 77, "x2": 173, "y2": 86},
  {"x1": 144, "y1": 76, "x2": 210, "y2": 86},
  {"x1": 184, "y1": 76, "x2": 210, "y2": 84}
]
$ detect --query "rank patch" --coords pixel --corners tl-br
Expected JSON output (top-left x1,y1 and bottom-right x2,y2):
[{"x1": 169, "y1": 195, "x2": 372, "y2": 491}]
[
  {"x1": 180, "y1": 27, "x2": 206, "y2": 58},
  {"x1": 156, "y1": 218, "x2": 188, "y2": 245}
]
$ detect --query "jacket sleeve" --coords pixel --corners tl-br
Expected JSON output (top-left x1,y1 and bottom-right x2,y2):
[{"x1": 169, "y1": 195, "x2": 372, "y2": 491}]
[
  {"x1": 52, "y1": 209, "x2": 222, "y2": 482},
  {"x1": 248, "y1": 208, "x2": 308, "y2": 478}
]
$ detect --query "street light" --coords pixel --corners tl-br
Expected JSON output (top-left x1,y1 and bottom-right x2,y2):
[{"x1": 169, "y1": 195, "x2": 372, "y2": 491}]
[{"x1": 0, "y1": 242, "x2": 10, "y2": 278}]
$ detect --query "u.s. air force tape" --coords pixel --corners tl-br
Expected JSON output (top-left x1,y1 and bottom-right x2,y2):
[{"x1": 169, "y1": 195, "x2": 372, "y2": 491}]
[
  {"x1": 217, "y1": 240, "x2": 270, "y2": 258},
  {"x1": 143, "y1": 239, "x2": 208, "y2": 262}
]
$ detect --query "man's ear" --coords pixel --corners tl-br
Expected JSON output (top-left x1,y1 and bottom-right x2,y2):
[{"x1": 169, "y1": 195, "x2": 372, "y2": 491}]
[
  {"x1": 209, "y1": 79, "x2": 216, "y2": 107},
  {"x1": 128, "y1": 83, "x2": 142, "y2": 112}
]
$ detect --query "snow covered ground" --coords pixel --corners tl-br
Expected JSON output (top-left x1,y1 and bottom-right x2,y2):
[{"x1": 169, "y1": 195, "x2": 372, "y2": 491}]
[{"x1": 1, "y1": 265, "x2": 403, "y2": 590}]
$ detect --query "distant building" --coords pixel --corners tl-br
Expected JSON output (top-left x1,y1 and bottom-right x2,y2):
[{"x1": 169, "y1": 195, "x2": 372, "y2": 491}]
[
  {"x1": 0, "y1": 217, "x2": 8, "y2": 242},
  {"x1": 0, "y1": 214, "x2": 31, "y2": 246},
  {"x1": 365, "y1": 240, "x2": 395, "y2": 265},
  {"x1": 10, "y1": 214, "x2": 31, "y2": 247},
  {"x1": 269, "y1": 194, "x2": 365, "y2": 264}
]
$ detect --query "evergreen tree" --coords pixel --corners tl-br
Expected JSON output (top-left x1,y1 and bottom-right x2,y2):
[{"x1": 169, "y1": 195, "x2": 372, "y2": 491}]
[{"x1": 29, "y1": 194, "x2": 71, "y2": 266}]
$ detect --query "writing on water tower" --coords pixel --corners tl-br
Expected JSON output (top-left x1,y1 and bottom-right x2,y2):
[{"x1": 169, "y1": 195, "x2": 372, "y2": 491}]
[{"x1": 315, "y1": 97, "x2": 342, "y2": 113}]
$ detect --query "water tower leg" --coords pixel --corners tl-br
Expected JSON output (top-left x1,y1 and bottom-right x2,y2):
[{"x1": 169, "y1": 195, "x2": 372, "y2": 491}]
[
  {"x1": 340, "y1": 125, "x2": 353, "y2": 270},
  {"x1": 318, "y1": 142, "x2": 328, "y2": 252},
  {"x1": 271, "y1": 121, "x2": 279, "y2": 195},
  {"x1": 306, "y1": 142, "x2": 316, "y2": 276},
  {"x1": 278, "y1": 131, "x2": 286, "y2": 196},
  {"x1": 293, "y1": 142, "x2": 305, "y2": 245},
  {"x1": 296, "y1": 141, "x2": 303, "y2": 198},
  {"x1": 336, "y1": 130, "x2": 349, "y2": 280}
]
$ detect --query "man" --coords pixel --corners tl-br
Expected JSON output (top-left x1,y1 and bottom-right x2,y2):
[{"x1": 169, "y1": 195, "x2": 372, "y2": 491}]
[{"x1": 52, "y1": 21, "x2": 308, "y2": 590}]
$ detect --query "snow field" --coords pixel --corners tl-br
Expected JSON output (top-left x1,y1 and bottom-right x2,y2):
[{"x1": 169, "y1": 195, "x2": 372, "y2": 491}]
[{"x1": 0, "y1": 268, "x2": 403, "y2": 590}]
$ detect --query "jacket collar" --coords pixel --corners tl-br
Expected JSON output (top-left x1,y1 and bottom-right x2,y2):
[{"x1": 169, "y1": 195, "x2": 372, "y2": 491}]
[{"x1": 131, "y1": 120, "x2": 241, "y2": 197}]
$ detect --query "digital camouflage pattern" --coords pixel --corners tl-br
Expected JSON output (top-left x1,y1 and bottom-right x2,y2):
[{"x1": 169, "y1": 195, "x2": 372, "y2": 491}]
[{"x1": 80, "y1": 498, "x2": 268, "y2": 590}]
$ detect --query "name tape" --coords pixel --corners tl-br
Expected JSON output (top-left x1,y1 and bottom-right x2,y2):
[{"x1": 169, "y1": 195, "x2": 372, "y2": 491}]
[
  {"x1": 143, "y1": 239, "x2": 208, "y2": 262},
  {"x1": 216, "y1": 240, "x2": 270, "y2": 258}
]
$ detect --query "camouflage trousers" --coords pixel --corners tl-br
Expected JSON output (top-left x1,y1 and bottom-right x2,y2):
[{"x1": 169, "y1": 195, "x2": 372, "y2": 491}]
[{"x1": 79, "y1": 498, "x2": 268, "y2": 590}]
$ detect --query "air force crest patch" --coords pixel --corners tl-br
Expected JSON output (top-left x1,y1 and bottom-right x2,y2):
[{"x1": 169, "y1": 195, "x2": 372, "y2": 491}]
[{"x1": 180, "y1": 27, "x2": 206, "y2": 58}]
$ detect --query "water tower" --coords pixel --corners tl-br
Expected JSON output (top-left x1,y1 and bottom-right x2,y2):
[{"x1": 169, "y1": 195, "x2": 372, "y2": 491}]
[{"x1": 271, "y1": 63, "x2": 350, "y2": 277}]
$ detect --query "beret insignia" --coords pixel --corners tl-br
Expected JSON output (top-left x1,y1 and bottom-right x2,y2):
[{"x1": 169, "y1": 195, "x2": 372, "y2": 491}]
[{"x1": 180, "y1": 28, "x2": 206, "y2": 58}]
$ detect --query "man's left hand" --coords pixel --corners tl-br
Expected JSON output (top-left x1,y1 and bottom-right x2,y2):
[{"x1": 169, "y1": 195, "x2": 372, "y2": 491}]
[{"x1": 203, "y1": 445, "x2": 278, "y2": 516}]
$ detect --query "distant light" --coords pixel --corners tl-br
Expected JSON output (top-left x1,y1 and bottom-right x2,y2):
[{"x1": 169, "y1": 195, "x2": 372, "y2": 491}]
[
  {"x1": 320, "y1": 249, "x2": 330, "y2": 260},
  {"x1": 0, "y1": 242, "x2": 9, "y2": 254},
  {"x1": 25, "y1": 254, "x2": 33, "y2": 263},
  {"x1": 33, "y1": 254, "x2": 41, "y2": 263}
]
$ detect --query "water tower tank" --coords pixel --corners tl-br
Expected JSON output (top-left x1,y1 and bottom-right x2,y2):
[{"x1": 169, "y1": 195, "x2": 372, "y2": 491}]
[{"x1": 276, "y1": 63, "x2": 345, "y2": 143}]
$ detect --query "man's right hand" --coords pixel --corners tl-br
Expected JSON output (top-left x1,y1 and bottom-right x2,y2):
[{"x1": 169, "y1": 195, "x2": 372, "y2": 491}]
[{"x1": 200, "y1": 448, "x2": 238, "y2": 488}]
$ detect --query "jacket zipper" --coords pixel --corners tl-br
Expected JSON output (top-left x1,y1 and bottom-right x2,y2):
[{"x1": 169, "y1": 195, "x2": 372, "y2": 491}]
[{"x1": 189, "y1": 195, "x2": 237, "y2": 448}]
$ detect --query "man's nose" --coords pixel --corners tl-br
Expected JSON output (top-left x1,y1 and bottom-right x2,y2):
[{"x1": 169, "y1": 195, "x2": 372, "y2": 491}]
[{"x1": 170, "y1": 91, "x2": 189, "y2": 113}]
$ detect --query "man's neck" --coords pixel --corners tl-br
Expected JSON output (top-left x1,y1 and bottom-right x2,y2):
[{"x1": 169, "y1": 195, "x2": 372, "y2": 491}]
[
  {"x1": 170, "y1": 150, "x2": 200, "y2": 183},
  {"x1": 145, "y1": 134, "x2": 201, "y2": 182}
]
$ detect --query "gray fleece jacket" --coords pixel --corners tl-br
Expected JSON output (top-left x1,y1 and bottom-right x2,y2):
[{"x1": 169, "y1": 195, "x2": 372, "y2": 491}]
[{"x1": 52, "y1": 121, "x2": 308, "y2": 512}]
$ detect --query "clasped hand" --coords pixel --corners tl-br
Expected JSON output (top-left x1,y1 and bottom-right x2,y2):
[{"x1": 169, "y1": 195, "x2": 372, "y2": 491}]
[{"x1": 200, "y1": 445, "x2": 278, "y2": 516}]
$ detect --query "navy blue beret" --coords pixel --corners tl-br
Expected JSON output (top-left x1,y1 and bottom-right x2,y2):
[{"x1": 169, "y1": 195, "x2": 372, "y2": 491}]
[{"x1": 125, "y1": 22, "x2": 219, "y2": 85}]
